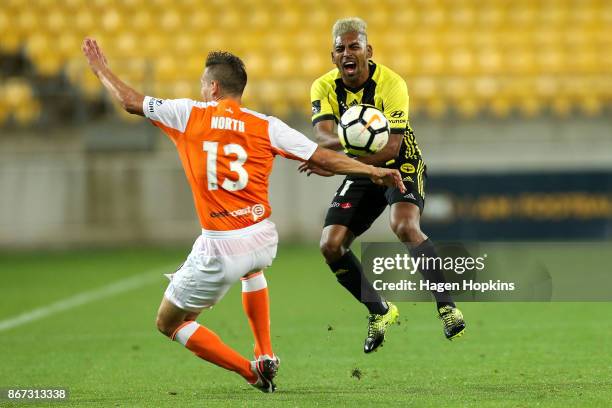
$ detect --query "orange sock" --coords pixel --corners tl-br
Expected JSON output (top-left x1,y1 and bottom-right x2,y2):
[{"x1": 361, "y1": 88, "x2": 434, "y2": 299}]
[
  {"x1": 173, "y1": 321, "x2": 257, "y2": 383},
  {"x1": 241, "y1": 272, "x2": 273, "y2": 358}
]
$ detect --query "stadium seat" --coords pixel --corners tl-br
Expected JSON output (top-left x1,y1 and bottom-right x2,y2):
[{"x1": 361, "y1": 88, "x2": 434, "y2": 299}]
[
  {"x1": 457, "y1": 98, "x2": 480, "y2": 118},
  {"x1": 552, "y1": 96, "x2": 572, "y2": 117},
  {"x1": 57, "y1": 34, "x2": 81, "y2": 60},
  {"x1": 419, "y1": 50, "x2": 445, "y2": 75},
  {"x1": 519, "y1": 96, "x2": 543, "y2": 118},
  {"x1": 160, "y1": 10, "x2": 182, "y2": 32},
  {"x1": 103, "y1": 9, "x2": 125, "y2": 34},
  {"x1": 425, "y1": 97, "x2": 447, "y2": 119},
  {"x1": 14, "y1": 101, "x2": 40, "y2": 125},
  {"x1": 411, "y1": 77, "x2": 436, "y2": 100},
  {"x1": 579, "y1": 96, "x2": 602, "y2": 117},
  {"x1": 2, "y1": 78, "x2": 40, "y2": 125},
  {"x1": 130, "y1": 9, "x2": 154, "y2": 34},
  {"x1": 477, "y1": 48, "x2": 503, "y2": 73},
  {"x1": 46, "y1": 8, "x2": 68, "y2": 33},
  {"x1": 82, "y1": 71, "x2": 103, "y2": 96},
  {"x1": 490, "y1": 96, "x2": 512, "y2": 118},
  {"x1": 36, "y1": 55, "x2": 64, "y2": 76},
  {"x1": 242, "y1": 52, "x2": 266, "y2": 80}
]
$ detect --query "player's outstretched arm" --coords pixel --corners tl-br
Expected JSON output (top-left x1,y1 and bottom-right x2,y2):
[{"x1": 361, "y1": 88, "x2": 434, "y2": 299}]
[
  {"x1": 307, "y1": 146, "x2": 405, "y2": 192},
  {"x1": 299, "y1": 120, "x2": 402, "y2": 175},
  {"x1": 81, "y1": 37, "x2": 144, "y2": 116},
  {"x1": 298, "y1": 120, "x2": 342, "y2": 176}
]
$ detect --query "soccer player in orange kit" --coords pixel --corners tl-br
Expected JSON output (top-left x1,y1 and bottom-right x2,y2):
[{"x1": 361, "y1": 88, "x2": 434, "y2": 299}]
[{"x1": 82, "y1": 37, "x2": 404, "y2": 393}]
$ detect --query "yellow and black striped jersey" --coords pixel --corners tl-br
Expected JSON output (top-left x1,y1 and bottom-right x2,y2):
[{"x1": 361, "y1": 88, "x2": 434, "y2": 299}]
[
  {"x1": 310, "y1": 60, "x2": 423, "y2": 164},
  {"x1": 311, "y1": 60, "x2": 409, "y2": 133}
]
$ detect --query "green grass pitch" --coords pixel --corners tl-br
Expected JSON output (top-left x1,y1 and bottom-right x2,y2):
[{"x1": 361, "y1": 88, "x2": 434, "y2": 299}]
[{"x1": 0, "y1": 245, "x2": 611, "y2": 407}]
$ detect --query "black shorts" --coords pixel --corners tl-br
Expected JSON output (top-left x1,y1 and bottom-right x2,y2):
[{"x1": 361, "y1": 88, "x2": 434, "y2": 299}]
[{"x1": 323, "y1": 166, "x2": 426, "y2": 237}]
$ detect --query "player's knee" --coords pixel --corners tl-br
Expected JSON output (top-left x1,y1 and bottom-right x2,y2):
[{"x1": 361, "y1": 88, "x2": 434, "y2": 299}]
[
  {"x1": 155, "y1": 315, "x2": 175, "y2": 338},
  {"x1": 320, "y1": 236, "x2": 343, "y2": 262},
  {"x1": 392, "y1": 220, "x2": 425, "y2": 244}
]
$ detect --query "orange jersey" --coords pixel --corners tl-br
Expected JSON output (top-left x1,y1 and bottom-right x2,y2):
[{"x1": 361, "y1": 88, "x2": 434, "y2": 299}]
[{"x1": 144, "y1": 96, "x2": 317, "y2": 231}]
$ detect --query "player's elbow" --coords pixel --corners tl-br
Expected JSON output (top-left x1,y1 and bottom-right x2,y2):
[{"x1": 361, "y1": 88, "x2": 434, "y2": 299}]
[
  {"x1": 121, "y1": 99, "x2": 140, "y2": 115},
  {"x1": 380, "y1": 137, "x2": 402, "y2": 161},
  {"x1": 120, "y1": 102, "x2": 131, "y2": 113},
  {"x1": 155, "y1": 316, "x2": 174, "y2": 338},
  {"x1": 119, "y1": 92, "x2": 144, "y2": 115},
  {"x1": 124, "y1": 105, "x2": 140, "y2": 115}
]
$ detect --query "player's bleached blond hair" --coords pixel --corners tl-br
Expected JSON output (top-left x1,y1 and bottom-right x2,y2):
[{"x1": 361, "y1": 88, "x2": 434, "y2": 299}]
[{"x1": 332, "y1": 17, "x2": 368, "y2": 42}]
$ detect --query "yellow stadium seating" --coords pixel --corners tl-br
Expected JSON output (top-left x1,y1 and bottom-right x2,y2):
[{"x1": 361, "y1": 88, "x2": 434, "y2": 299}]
[
  {"x1": 0, "y1": 0, "x2": 610, "y2": 124},
  {"x1": 0, "y1": 78, "x2": 40, "y2": 126}
]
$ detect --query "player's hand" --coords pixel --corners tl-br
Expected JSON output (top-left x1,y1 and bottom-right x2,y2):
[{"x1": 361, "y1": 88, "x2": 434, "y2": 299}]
[
  {"x1": 370, "y1": 167, "x2": 406, "y2": 193},
  {"x1": 298, "y1": 162, "x2": 335, "y2": 177},
  {"x1": 82, "y1": 37, "x2": 109, "y2": 76}
]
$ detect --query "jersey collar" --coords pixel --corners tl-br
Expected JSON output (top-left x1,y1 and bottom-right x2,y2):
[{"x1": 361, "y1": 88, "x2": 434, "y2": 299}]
[
  {"x1": 339, "y1": 60, "x2": 377, "y2": 93},
  {"x1": 216, "y1": 98, "x2": 242, "y2": 114}
]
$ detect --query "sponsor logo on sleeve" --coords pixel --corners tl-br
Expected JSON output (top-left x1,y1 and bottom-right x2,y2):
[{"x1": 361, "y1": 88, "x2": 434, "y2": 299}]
[
  {"x1": 388, "y1": 110, "x2": 407, "y2": 125},
  {"x1": 148, "y1": 98, "x2": 164, "y2": 113},
  {"x1": 312, "y1": 100, "x2": 321, "y2": 115}
]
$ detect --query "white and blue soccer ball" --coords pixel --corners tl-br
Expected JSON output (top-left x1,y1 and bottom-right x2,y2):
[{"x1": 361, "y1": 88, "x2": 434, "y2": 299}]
[{"x1": 338, "y1": 104, "x2": 389, "y2": 156}]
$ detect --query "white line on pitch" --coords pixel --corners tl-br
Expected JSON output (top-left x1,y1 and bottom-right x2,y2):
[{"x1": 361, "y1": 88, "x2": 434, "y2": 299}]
[{"x1": 0, "y1": 266, "x2": 172, "y2": 332}]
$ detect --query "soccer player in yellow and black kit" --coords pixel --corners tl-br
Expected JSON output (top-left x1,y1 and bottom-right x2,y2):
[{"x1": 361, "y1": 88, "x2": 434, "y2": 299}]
[{"x1": 300, "y1": 17, "x2": 466, "y2": 353}]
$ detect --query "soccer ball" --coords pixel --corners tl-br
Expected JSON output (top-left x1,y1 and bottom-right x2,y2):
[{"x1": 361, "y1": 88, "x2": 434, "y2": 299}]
[{"x1": 338, "y1": 104, "x2": 389, "y2": 156}]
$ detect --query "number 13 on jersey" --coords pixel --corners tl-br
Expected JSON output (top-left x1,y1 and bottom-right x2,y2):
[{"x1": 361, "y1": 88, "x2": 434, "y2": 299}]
[{"x1": 203, "y1": 141, "x2": 249, "y2": 191}]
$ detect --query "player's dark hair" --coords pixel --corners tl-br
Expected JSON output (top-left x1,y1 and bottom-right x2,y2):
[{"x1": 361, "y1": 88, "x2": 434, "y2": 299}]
[{"x1": 205, "y1": 51, "x2": 247, "y2": 96}]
